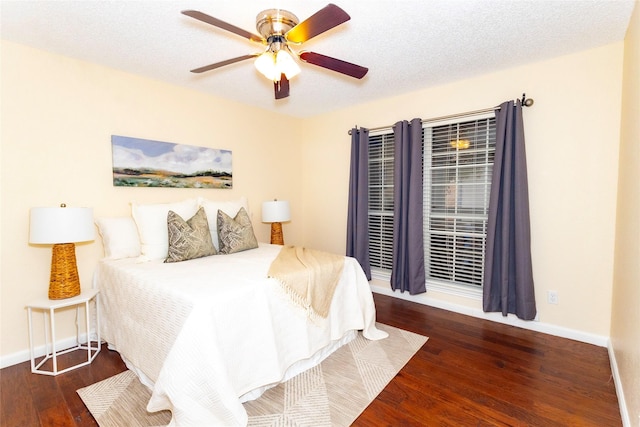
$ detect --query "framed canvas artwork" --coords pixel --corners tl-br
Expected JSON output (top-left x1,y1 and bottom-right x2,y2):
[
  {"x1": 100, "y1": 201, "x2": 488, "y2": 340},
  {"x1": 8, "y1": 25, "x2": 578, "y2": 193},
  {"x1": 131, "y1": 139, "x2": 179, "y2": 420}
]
[{"x1": 111, "y1": 135, "x2": 232, "y2": 189}]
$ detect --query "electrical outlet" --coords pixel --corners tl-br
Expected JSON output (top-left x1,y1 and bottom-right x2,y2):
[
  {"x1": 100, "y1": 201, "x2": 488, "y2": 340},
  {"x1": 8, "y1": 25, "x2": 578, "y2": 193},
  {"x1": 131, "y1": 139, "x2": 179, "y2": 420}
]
[{"x1": 547, "y1": 290, "x2": 559, "y2": 304}]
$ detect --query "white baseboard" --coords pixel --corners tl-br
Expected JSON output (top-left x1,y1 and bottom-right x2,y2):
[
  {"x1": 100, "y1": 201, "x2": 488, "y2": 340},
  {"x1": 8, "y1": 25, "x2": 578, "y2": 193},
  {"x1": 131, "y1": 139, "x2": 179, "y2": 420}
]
[
  {"x1": 0, "y1": 332, "x2": 95, "y2": 369},
  {"x1": 370, "y1": 284, "x2": 609, "y2": 347},
  {"x1": 608, "y1": 342, "x2": 631, "y2": 427}
]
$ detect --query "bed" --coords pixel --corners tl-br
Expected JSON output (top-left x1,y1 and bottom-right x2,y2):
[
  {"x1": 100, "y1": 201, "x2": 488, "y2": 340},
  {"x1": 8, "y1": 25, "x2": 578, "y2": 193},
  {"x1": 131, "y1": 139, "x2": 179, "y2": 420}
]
[{"x1": 93, "y1": 197, "x2": 387, "y2": 426}]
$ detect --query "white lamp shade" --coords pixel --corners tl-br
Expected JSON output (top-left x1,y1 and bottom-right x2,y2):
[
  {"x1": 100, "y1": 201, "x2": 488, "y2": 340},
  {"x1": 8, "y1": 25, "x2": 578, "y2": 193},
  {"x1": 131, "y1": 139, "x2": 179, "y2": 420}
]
[
  {"x1": 262, "y1": 200, "x2": 291, "y2": 223},
  {"x1": 30, "y1": 206, "x2": 95, "y2": 244}
]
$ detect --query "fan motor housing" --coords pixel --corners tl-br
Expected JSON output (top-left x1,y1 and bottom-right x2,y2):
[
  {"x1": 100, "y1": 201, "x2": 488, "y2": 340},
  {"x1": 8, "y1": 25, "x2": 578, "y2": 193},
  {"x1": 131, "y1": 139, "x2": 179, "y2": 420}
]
[{"x1": 256, "y1": 9, "x2": 299, "y2": 38}]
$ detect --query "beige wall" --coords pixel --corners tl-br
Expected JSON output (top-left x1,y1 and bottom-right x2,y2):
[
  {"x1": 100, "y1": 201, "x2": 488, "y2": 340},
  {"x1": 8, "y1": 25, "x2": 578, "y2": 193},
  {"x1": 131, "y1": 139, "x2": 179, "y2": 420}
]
[
  {"x1": 612, "y1": 1, "x2": 640, "y2": 425},
  {"x1": 301, "y1": 43, "x2": 624, "y2": 338},
  {"x1": 0, "y1": 40, "x2": 305, "y2": 357}
]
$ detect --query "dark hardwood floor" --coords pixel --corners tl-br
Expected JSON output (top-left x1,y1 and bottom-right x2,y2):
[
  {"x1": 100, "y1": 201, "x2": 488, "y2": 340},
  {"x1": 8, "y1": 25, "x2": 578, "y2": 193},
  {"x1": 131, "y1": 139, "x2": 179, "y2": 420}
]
[{"x1": 1, "y1": 293, "x2": 621, "y2": 426}]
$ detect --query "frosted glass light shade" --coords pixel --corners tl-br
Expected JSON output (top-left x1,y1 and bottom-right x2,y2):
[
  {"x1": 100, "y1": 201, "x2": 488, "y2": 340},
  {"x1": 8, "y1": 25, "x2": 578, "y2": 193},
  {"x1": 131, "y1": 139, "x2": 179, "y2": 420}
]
[
  {"x1": 254, "y1": 52, "x2": 279, "y2": 81},
  {"x1": 276, "y1": 50, "x2": 301, "y2": 79},
  {"x1": 262, "y1": 200, "x2": 291, "y2": 223},
  {"x1": 30, "y1": 206, "x2": 95, "y2": 244},
  {"x1": 254, "y1": 49, "x2": 301, "y2": 81}
]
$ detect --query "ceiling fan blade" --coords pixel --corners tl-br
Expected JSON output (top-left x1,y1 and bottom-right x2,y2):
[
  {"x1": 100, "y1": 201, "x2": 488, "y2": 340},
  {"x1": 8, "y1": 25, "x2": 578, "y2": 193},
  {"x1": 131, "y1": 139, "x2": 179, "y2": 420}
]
[
  {"x1": 182, "y1": 10, "x2": 263, "y2": 43},
  {"x1": 286, "y1": 4, "x2": 350, "y2": 44},
  {"x1": 274, "y1": 74, "x2": 290, "y2": 99},
  {"x1": 190, "y1": 54, "x2": 259, "y2": 73},
  {"x1": 299, "y1": 51, "x2": 368, "y2": 79}
]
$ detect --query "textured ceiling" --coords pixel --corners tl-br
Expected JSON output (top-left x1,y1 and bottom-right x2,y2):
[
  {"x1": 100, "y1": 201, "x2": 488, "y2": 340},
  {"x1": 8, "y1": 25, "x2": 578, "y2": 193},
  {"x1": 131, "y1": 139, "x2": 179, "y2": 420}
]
[{"x1": 1, "y1": 1, "x2": 635, "y2": 118}]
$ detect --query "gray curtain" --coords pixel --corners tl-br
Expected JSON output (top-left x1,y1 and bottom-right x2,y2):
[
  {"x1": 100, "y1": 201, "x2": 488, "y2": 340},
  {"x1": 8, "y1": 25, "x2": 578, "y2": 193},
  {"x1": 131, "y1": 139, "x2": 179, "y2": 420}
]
[
  {"x1": 483, "y1": 100, "x2": 537, "y2": 320},
  {"x1": 346, "y1": 127, "x2": 372, "y2": 280},
  {"x1": 391, "y1": 119, "x2": 426, "y2": 294}
]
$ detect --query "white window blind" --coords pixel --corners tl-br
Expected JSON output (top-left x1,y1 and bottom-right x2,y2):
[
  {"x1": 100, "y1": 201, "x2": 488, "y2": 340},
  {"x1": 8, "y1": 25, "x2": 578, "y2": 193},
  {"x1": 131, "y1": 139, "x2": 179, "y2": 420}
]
[
  {"x1": 368, "y1": 132, "x2": 394, "y2": 270},
  {"x1": 367, "y1": 114, "x2": 496, "y2": 290},
  {"x1": 424, "y1": 116, "x2": 495, "y2": 287}
]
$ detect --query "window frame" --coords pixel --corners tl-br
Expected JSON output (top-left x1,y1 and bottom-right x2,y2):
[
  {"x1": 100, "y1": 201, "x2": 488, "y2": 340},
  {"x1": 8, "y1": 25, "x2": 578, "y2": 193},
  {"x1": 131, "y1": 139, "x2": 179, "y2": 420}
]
[{"x1": 367, "y1": 112, "x2": 496, "y2": 300}]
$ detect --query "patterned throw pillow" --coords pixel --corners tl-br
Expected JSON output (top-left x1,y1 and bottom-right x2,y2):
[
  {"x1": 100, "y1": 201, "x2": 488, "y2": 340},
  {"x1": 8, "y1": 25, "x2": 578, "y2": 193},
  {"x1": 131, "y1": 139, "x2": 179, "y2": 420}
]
[
  {"x1": 165, "y1": 207, "x2": 217, "y2": 263},
  {"x1": 198, "y1": 196, "x2": 250, "y2": 251},
  {"x1": 217, "y1": 207, "x2": 258, "y2": 254}
]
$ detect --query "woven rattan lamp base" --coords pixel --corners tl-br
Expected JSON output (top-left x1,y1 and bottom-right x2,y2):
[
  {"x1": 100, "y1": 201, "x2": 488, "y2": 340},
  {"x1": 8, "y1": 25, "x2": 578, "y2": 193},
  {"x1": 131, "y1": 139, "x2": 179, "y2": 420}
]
[
  {"x1": 270, "y1": 222, "x2": 284, "y2": 245},
  {"x1": 48, "y1": 243, "x2": 81, "y2": 299}
]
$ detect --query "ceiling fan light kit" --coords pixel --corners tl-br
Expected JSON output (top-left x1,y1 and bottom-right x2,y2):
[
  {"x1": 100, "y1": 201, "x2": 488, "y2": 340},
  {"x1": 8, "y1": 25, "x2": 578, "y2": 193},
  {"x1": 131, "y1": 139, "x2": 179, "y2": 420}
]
[
  {"x1": 182, "y1": 4, "x2": 368, "y2": 100},
  {"x1": 254, "y1": 46, "x2": 301, "y2": 81}
]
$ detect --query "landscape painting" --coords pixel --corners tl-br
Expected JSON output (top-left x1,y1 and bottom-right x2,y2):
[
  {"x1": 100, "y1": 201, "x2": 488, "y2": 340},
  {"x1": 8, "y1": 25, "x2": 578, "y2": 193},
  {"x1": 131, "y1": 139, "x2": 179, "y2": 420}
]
[{"x1": 111, "y1": 135, "x2": 232, "y2": 189}]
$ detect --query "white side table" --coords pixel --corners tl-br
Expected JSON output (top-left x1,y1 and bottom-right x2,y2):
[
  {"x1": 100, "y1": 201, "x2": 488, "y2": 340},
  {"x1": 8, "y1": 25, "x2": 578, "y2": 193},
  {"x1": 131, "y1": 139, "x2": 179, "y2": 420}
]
[{"x1": 26, "y1": 288, "x2": 101, "y2": 375}]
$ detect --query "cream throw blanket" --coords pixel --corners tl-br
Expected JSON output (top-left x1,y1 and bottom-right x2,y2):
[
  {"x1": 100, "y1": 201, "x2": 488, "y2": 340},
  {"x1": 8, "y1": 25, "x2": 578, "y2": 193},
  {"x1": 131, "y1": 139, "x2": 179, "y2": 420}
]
[{"x1": 268, "y1": 245, "x2": 345, "y2": 319}]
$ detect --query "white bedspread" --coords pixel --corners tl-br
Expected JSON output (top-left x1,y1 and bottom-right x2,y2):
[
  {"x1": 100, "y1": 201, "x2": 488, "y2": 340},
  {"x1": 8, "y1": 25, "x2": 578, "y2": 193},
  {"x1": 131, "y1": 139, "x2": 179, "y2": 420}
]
[{"x1": 94, "y1": 243, "x2": 387, "y2": 426}]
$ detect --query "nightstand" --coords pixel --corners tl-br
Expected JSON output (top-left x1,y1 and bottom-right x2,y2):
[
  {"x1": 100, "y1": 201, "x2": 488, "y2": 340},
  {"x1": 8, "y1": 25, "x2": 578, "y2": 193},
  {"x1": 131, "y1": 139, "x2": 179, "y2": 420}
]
[{"x1": 26, "y1": 288, "x2": 101, "y2": 375}]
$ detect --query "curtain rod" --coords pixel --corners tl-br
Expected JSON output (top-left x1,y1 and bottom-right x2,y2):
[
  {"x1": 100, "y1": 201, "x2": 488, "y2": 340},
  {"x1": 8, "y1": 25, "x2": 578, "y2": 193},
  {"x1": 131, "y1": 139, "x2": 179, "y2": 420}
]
[{"x1": 348, "y1": 93, "x2": 534, "y2": 135}]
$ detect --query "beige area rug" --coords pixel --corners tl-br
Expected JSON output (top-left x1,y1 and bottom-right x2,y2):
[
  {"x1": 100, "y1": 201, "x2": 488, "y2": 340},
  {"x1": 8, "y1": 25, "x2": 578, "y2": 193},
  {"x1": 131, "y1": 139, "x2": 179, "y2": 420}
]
[{"x1": 77, "y1": 324, "x2": 427, "y2": 426}]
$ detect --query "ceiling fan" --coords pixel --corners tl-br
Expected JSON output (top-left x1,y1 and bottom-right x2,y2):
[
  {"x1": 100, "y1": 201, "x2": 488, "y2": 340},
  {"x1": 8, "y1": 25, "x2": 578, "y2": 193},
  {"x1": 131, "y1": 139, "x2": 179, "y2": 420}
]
[{"x1": 181, "y1": 4, "x2": 368, "y2": 100}]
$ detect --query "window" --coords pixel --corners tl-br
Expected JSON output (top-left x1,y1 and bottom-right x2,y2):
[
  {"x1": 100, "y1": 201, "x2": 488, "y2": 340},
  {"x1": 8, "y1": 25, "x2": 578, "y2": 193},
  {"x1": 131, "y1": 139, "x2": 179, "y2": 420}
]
[{"x1": 368, "y1": 114, "x2": 496, "y2": 292}]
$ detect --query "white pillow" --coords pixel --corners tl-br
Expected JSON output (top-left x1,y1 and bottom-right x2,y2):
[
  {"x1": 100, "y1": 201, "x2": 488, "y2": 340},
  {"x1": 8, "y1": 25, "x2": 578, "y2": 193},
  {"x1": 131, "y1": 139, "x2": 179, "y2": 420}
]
[
  {"x1": 198, "y1": 196, "x2": 249, "y2": 250},
  {"x1": 95, "y1": 217, "x2": 141, "y2": 260},
  {"x1": 131, "y1": 199, "x2": 199, "y2": 261}
]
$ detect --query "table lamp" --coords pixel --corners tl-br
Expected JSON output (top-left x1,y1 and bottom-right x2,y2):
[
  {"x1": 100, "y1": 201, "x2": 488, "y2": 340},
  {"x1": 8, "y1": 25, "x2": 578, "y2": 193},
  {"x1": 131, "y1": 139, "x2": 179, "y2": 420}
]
[
  {"x1": 262, "y1": 199, "x2": 290, "y2": 245},
  {"x1": 29, "y1": 203, "x2": 95, "y2": 299}
]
